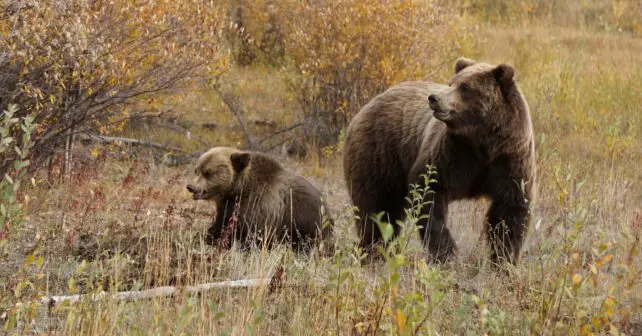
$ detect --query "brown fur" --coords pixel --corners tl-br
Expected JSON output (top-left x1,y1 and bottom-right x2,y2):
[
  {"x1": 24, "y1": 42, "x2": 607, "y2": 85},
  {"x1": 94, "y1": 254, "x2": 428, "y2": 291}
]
[
  {"x1": 343, "y1": 57, "x2": 536, "y2": 265},
  {"x1": 187, "y1": 147, "x2": 333, "y2": 251}
]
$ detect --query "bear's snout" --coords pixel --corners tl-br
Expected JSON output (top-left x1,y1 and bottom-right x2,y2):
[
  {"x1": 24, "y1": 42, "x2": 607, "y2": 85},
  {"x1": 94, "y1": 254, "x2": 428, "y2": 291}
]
[
  {"x1": 187, "y1": 184, "x2": 205, "y2": 200},
  {"x1": 428, "y1": 94, "x2": 442, "y2": 112},
  {"x1": 186, "y1": 184, "x2": 198, "y2": 194}
]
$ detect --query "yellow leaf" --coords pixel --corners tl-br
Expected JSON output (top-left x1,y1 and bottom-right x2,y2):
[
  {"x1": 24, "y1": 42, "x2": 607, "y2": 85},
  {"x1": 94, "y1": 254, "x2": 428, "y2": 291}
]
[
  {"x1": 572, "y1": 274, "x2": 583, "y2": 287},
  {"x1": 598, "y1": 242, "x2": 611, "y2": 252},
  {"x1": 394, "y1": 309, "x2": 407, "y2": 330},
  {"x1": 24, "y1": 254, "x2": 35, "y2": 267},
  {"x1": 596, "y1": 254, "x2": 613, "y2": 268},
  {"x1": 91, "y1": 147, "x2": 100, "y2": 158},
  {"x1": 592, "y1": 316, "x2": 603, "y2": 330},
  {"x1": 604, "y1": 295, "x2": 616, "y2": 307}
]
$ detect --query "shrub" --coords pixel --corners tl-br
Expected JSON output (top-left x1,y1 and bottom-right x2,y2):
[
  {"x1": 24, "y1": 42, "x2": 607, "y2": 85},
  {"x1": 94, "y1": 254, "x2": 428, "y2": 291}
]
[
  {"x1": 0, "y1": 0, "x2": 229, "y2": 175},
  {"x1": 227, "y1": 0, "x2": 467, "y2": 150},
  {"x1": 282, "y1": 0, "x2": 466, "y2": 148}
]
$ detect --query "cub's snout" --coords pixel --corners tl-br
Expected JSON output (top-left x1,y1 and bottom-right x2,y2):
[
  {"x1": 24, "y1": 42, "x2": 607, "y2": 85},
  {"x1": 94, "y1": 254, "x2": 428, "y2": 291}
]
[{"x1": 186, "y1": 184, "x2": 205, "y2": 200}]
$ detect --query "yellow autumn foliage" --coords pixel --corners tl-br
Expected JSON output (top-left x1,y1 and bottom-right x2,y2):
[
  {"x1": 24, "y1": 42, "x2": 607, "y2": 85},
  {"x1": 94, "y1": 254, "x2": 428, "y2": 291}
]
[
  {"x1": 0, "y1": 0, "x2": 229, "y2": 171},
  {"x1": 231, "y1": 0, "x2": 468, "y2": 146}
]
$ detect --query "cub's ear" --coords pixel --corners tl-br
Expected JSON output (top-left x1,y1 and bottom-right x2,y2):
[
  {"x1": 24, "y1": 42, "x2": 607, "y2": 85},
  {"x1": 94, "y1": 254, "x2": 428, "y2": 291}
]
[
  {"x1": 492, "y1": 64, "x2": 515, "y2": 87},
  {"x1": 455, "y1": 57, "x2": 476, "y2": 74},
  {"x1": 230, "y1": 152, "x2": 251, "y2": 173}
]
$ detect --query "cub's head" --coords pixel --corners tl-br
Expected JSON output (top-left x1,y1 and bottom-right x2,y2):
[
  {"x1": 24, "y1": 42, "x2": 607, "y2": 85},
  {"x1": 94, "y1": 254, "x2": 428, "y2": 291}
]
[
  {"x1": 186, "y1": 147, "x2": 251, "y2": 201},
  {"x1": 428, "y1": 57, "x2": 526, "y2": 135}
]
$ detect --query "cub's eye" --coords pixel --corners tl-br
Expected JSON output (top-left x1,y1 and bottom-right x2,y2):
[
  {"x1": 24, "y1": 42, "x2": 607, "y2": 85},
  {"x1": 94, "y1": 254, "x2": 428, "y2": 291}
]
[{"x1": 202, "y1": 170, "x2": 212, "y2": 179}]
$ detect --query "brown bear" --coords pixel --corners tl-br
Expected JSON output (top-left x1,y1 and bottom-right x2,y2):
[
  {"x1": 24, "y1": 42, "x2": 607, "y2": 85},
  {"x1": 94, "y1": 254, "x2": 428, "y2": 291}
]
[
  {"x1": 187, "y1": 147, "x2": 333, "y2": 251},
  {"x1": 343, "y1": 57, "x2": 536, "y2": 266}
]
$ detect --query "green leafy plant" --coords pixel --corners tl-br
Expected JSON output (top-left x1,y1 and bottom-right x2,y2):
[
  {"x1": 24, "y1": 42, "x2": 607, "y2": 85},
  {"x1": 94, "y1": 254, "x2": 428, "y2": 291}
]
[
  {"x1": 1, "y1": 104, "x2": 41, "y2": 332},
  {"x1": 0, "y1": 104, "x2": 35, "y2": 240},
  {"x1": 326, "y1": 165, "x2": 451, "y2": 335}
]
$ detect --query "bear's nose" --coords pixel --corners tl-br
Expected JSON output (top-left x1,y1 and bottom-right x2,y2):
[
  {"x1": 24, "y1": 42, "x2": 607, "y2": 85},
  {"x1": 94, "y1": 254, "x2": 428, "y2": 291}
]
[
  {"x1": 428, "y1": 94, "x2": 438, "y2": 104},
  {"x1": 186, "y1": 184, "x2": 198, "y2": 194}
]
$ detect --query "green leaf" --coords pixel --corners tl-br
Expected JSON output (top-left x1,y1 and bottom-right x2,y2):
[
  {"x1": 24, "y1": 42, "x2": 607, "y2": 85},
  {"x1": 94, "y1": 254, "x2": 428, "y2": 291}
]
[
  {"x1": 13, "y1": 160, "x2": 29, "y2": 170},
  {"x1": 36, "y1": 256, "x2": 44, "y2": 268},
  {"x1": 3, "y1": 109, "x2": 14, "y2": 120},
  {"x1": 377, "y1": 221, "x2": 394, "y2": 243},
  {"x1": 392, "y1": 254, "x2": 406, "y2": 268},
  {"x1": 253, "y1": 306, "x2": 264, "y2": 325},
  {"x1": 4, "y1": 310, "x2": 17, "y2": 330},
  {"x1": 390, "y1": 272, "x2": 400, "y2": 285}
]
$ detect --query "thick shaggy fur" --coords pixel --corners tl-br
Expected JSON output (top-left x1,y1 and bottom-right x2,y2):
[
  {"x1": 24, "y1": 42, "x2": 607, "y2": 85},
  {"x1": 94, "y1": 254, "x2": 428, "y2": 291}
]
[
  {"x1": 343, "y1": 58, "x2": 536, "y2": 265},
  {"x1": 187, "y1": 147, "x2": 333, "y2": 251}
]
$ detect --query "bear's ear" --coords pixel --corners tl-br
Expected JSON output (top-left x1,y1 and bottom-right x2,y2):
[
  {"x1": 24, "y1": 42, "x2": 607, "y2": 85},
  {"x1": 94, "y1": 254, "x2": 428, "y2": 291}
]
[
  {"x1": 492, "y1": 64, "x2": 515, "y2": 87},
  {"x1": 230, "y1": 152, "x2": 251, "y2": 173},
  {"x1": 455, "y1": 57, "x2": 476, "y2": 74}
]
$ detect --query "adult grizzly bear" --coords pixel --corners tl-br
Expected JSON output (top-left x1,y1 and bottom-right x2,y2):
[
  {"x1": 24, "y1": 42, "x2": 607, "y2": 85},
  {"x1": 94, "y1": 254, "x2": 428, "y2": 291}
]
[
  {"x1": 343, "y1": 57, "x2": 536, "y2": 265},
  {"x1": 187, "y1": 147, "x2": 333, "y2": 251}
]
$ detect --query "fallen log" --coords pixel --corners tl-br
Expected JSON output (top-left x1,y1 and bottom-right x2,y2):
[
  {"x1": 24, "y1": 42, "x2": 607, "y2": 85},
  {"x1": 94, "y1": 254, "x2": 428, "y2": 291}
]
[
  {"x1": 41, "y1": 278, "x2": 271, "y2": 307},
  {"x1": 78, "y1": 133, "x2": 189, "y2": 154}
]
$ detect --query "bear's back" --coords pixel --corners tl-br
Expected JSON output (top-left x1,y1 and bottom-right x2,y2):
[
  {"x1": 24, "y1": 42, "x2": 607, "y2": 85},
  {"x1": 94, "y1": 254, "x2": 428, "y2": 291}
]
[
  {"x1": 345, "y1": 81, "x2": 448, "y2": 178},
  {"x1": 235, "y1": 152, "x2": 330, "y2": 243}
]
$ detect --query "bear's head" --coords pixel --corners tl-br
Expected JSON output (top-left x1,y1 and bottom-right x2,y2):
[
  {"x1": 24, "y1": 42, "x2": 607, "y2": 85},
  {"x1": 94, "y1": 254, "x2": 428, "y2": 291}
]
[
  {"x1": 428, "y1": 57, "x2": 527, "y2": 136},
  {"x1": 186, "y1": 147, "x2": 251, "y2": 201}
]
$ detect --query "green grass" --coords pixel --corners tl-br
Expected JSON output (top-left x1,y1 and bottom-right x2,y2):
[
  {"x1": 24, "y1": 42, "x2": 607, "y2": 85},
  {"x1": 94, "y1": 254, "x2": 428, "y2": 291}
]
[{"x1": 2, "y1": 10, "x2": 642, "y2": 336}]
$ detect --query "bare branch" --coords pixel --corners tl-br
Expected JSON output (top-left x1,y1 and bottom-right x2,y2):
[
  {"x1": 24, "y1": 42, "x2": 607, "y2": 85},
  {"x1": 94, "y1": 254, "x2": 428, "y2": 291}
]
[
  {"x1": 157, "y1": 120, "x2": 213, "y2": 148},
  {"x1": 41, "y1": 278, "x2": 272, "y2": 307},
  {"x1": 78, "y1": 134, "x2": 189, "y2": 154},
  {"x1": 258, "y1": 122, "x2": 303, "y2": 145},
  {"x1": 212, "y1": 86, "x2": 258, "y2": 149}
]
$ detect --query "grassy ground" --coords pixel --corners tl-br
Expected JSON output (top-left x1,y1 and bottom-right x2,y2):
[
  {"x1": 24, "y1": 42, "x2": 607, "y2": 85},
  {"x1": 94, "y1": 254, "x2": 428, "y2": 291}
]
[{"x1": 2, "y1": 15, "x2": 641, "y2": 336}]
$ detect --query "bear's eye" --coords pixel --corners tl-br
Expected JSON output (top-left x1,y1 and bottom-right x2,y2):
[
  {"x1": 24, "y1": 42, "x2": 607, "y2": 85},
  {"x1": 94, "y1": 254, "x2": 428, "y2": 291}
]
[
  {"x1": 202, "y1": 170, "x2": 212, "y2": 179},
  {"x1": 458, "y1": 83, "x2": 472, "y2": 93}
]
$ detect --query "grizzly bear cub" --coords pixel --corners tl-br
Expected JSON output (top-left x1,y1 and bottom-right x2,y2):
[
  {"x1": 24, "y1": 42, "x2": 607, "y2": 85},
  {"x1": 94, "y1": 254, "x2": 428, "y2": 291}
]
[
  {"x1": 187, "y1": 147, "x2": 333, "y2": 251},
  {"x1": 343, "y1": 57, "x2": 536, "y2": 266}
]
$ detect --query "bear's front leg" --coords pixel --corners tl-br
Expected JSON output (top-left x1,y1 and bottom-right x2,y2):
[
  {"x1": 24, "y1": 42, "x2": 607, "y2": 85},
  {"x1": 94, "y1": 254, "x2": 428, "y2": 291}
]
[
  {"x1": 205, "y1": 217, "x2": 224, "y2": 246},
  {"x1": 205, "y1": 201, "x2": 235, "y2": 246},
  {"x1": 418, "y1": 194, "x2": 456, "y2": 263},
  {"x1": 486, "y1": 199, "x2": 530, "y2": 266}
]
